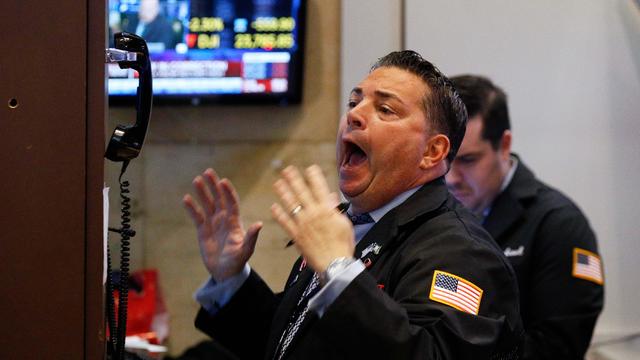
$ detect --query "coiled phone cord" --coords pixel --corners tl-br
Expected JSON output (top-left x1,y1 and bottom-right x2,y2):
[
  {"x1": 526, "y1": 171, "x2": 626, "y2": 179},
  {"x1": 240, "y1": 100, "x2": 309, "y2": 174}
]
[
  {"x1": 107, "y1": 160, "x2": 135, "y2": 360},
  {"x1": 106, "y1": 242, "x2": 117, "y2": 356}
]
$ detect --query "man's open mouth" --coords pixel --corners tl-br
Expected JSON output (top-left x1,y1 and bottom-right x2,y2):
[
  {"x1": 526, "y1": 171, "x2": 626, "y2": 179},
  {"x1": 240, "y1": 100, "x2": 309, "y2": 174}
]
[{"x1": 342, "y1": 140, "x2": 367, "y2": 167}]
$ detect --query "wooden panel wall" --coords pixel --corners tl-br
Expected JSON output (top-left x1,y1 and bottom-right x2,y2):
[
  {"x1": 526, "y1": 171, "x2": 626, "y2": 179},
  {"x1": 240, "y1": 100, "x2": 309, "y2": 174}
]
[{"x1": 0, "y1": 0, "x2": 105, "y2": 358}]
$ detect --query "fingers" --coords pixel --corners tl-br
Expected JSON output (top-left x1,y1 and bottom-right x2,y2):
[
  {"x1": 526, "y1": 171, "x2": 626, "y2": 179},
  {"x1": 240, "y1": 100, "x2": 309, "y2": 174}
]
[
  {"x1": 274, "y1": 165, "x2": 331, "y2": 210},
  {"x1": 271, "y1": 202, "x2": 298, "y2": 239},
  {"x1": 272, "y1": 167, "x2": 310, "y2": 238},
  {"x1": 305, "y1": 165, "x2": 331, "y2": 205},
  {"x1": 193, "y1": 175, "x2": 215, "y2": 216},
  {"x1": 190, "y1": 168, "x2": 235, "y2": 216},
  {"x1": 203, "y1": 169, "x2": 226, "y2": 211},
  {"x1": 281, "y1": 166, "x2": 315, "y2": 207},
  {"x1": 243, "y1": 222, "x2": 263, "y2": 257},
  {"x1": 273, "y1": 178, "x2": 302, "y2": 214},
  {"x1": 220, "y1": 178, "x2": 241, "y2": 217},
  {"x1": 183, "y1": 194, "x2": 205, "y2": 225},
  {"x1": 272, "y1": 165, "x2": 336, "y2": 232}
]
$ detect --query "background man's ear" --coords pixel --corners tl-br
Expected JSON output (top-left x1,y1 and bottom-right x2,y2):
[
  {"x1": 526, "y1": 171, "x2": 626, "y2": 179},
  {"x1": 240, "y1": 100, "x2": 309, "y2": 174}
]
[{"x1": 499, "y1": 130, "x2": 512, "y2": 161}]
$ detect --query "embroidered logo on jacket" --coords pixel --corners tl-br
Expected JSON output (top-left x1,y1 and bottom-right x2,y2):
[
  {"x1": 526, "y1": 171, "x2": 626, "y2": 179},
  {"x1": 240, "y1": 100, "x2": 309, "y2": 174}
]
[
  {"x1": 429, "y1": 270, "x2": 483, "y2": 315},
  {"x1": 361, "y1": 243, "x2": 382, "y2": 258},
  {"x1": 504, "y1": 245, "x2": 524, "y2": 257},
  {"x1": 572, "y1": 248, "x2": 603, "y2": 285}
]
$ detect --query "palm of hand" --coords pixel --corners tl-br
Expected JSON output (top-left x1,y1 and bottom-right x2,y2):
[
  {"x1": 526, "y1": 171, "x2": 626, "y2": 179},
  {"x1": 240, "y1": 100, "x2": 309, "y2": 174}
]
[
  {"x1": 198, "y1": 210, "x2": 249, "y2": 282},
  {"x1": 184, "y1": 170, "x2": 262, "y2": 283}
]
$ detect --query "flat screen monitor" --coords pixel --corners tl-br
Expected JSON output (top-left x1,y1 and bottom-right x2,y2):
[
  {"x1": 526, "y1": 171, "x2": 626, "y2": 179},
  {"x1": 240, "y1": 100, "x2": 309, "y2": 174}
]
[{"x1": 108, "y1": 0, "x2": 306, "y2": 105}]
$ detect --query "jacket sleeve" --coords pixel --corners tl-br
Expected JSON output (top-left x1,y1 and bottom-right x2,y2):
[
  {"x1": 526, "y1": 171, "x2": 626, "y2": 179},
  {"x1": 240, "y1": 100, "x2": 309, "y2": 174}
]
[
  {"x1": 523, "y1": 205, "x2": 604, "y2": 359},
  {"x1": 195, "y1": 270, "x2": 280, "y2": 360}
]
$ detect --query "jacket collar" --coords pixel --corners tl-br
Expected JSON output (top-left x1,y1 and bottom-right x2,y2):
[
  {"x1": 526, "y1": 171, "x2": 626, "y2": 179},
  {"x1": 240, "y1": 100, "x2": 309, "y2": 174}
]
[
  {"x1": 483, "y1": 154, "x2": 540, "y2": 241},
  {"x1": 354, "y1": 176, "x2": 449, "y2": 258},
  {"x1": 395, "y1": 176, "x2": 450, "y2": 226}
]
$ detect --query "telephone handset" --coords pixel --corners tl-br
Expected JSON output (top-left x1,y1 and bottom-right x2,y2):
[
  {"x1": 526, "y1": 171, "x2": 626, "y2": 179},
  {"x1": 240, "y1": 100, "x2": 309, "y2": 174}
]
[
  {"x1": 104, "y1": 32, "x2": 153, "y2": 360},
  {"x1": 105, "y1": 31, "x2": 152, "y2": 162}
]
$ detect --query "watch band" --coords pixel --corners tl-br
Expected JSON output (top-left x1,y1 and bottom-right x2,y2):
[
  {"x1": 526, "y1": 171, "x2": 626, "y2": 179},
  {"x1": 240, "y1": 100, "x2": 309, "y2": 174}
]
[{"x1": 319, "y1": 257, "x2": 356, "y2": 285}]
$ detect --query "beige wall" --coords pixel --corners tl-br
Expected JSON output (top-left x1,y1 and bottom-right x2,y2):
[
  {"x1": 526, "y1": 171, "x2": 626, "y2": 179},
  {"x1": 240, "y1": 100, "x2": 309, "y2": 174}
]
[{"x1": 106, "y1": 0, "x2": 341, "y2": 355}]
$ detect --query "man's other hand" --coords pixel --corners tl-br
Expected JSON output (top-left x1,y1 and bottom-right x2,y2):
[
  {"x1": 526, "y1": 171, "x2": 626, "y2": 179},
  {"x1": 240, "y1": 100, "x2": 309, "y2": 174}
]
[
  {"x1": 271, "y1": 165, "x2": 354, "y2": 273},
  {"x1": 183, "y1": 168, "x2": 262, "y2": 282}
]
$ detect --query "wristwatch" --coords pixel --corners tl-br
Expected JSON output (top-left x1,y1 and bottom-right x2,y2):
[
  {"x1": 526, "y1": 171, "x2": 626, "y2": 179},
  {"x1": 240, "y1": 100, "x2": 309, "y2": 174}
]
[{"x1": 319, "y1": 257, "x2": 356, "y2": 285}]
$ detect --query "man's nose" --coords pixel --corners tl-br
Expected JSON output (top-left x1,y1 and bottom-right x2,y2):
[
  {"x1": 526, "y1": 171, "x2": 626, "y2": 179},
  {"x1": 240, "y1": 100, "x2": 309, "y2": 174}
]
[
  {"x1": 346, "y1": 104, "x2": 367, "y2": 129},
  {"x1": 445, "y1": 166, "x2": 461, "y2": 187}
]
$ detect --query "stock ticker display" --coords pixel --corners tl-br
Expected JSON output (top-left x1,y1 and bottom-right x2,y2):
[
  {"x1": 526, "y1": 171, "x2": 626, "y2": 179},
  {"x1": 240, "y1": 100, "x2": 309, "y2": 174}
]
[{"x1": 108, "y1": 0, "x2": 305, "y2": 102}]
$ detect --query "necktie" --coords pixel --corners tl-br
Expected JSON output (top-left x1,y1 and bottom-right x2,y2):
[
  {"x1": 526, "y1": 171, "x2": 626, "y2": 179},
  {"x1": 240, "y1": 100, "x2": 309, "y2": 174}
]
[
  {"x1": 275, "y1": 273, "x2": 320, "y2": 359},
  {"x1": 349, "y1": 212, "x2": 374, "y2": 225},
  {"x1": 274, "y1": 212, "x2": 374, "y2": 359}
]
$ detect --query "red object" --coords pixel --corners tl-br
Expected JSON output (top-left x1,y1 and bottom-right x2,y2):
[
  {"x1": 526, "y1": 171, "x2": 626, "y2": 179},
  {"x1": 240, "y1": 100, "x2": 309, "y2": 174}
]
[
  {"x1": 226, "y1": 61, "x2": 242, "y2": 77},
  {"x1": 186, "y1": 33, "x2": 197, "y2": 48},
  {"x1": 112, "y1": 269, "x2": 169, "y2": 344}
]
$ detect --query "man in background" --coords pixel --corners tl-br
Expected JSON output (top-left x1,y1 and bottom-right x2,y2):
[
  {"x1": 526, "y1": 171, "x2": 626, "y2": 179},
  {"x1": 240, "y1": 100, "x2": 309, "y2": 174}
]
[
  {"x1": 447, "y1": 75, "x2": 604, "y2": 359},
  {"x1": 182, "y1": 51, "x2": 523, "y2": 359},
  {"x1": 122, "y1": 0, "x2": 177, "y2": 50}
]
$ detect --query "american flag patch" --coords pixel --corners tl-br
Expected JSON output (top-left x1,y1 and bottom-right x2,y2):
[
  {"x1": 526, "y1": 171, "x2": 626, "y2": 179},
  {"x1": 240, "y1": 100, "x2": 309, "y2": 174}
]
[
  {"x1": 572, "y1": 248, "x2": 603, "y2": 285},
  {"x1": 429, "y1": 270, "x2": 483, "y2": 315}
]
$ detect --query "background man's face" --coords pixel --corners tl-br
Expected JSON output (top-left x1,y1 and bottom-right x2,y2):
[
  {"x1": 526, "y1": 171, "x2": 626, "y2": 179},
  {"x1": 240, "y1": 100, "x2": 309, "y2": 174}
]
[
  {"x1": 139, "y1": 0, "x2": 160, "y2": 23},
  {"x1": 336, "y1": 66, "x2": 431, "y2": 213},
  {"x1": 446, "y1": 117, "x2": 508, "y2": 214}
]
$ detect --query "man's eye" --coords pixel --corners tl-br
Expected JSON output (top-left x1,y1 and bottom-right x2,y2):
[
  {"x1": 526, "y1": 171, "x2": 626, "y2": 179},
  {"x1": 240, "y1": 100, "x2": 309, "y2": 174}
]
[
  {"x1": 379, "y1": 106, "x2": 394, "y2": 115},
  {"x1": 456, "y1": 156, "x2": 476, "y2": 165},
  {"x1": 347, "y1": 100, "x2": 357, "y2": 109}
]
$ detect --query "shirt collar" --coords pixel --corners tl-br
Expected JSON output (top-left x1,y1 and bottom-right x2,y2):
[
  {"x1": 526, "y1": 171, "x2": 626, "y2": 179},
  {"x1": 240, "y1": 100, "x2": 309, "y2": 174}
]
[
  {"x1": 347, "y1": 185, "x2": 421, "y2": 223},
  {"x1": 500, "y1": 155, "x2": 518, "y2": 192},
  {"x1": 482, "y1": 155, "x2": 519, "y2": 219}
]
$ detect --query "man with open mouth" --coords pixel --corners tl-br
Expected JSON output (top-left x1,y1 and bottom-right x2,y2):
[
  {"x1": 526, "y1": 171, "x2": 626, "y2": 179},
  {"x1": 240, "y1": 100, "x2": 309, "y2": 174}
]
[{"x1": 183, "y1": 50, "x2": 523, "y2": 359}]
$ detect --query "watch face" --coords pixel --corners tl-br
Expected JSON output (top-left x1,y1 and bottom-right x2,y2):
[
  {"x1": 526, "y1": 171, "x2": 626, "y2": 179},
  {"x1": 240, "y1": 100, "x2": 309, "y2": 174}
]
[{"x1": 321, "y1": 257, "x2": 356, "y2": 285}]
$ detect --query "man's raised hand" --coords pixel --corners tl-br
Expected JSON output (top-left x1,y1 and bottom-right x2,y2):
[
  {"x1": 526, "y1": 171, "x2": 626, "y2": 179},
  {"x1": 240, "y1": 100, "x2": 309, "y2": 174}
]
[{"x1": 183, "y1": 168, "x2": 262, "y2": 282}]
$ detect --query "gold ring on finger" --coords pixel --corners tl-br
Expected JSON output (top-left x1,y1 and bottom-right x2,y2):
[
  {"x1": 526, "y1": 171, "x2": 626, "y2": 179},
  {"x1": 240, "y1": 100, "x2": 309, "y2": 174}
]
[{"x1": 290, "y1": 204, "x2": 303, "y2": 217}]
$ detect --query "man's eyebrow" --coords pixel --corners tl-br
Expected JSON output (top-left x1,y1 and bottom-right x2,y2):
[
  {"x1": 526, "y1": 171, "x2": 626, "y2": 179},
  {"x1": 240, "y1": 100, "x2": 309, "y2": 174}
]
[
  {"x1": 349, "y1": 88, "x2": 405, "y2": 104},
  {"x1": 374, "y1": 90, "x2": 404, "y2": 104},
  {"x1": 456, "y1": 151, "x2": 481, "y2": 159}
]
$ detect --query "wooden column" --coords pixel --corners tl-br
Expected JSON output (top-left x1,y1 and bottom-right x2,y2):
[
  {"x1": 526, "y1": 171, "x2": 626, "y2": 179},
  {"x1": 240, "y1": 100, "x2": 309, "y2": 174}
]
[{"x1": 0, "y1": 0, "x2": 105, "y2": 358}]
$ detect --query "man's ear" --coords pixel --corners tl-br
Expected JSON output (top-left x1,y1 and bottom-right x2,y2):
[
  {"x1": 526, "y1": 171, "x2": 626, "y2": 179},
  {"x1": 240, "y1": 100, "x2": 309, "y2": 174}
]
[{"x1": 420, "y1": 134, "x2": 450, "y2": 169}]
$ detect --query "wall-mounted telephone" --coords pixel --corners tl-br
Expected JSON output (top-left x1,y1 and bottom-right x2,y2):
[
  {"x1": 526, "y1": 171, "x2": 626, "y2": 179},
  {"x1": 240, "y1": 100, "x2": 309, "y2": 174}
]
[
  {"x1": 105, "y1": 31, "x2": 152, "y2": 163},
  {"x1": 104, "y1": 32, "x2": 153, "y2": 360}
]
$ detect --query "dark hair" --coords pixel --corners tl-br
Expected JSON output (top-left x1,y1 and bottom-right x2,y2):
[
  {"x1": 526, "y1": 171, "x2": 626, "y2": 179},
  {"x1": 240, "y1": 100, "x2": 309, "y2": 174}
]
[
  {"x1": 450, "y1": 75, "x2": 510, "y2": 150},
  {"x1": 371, "y1": 50, "x2": 468, "y2": 163}
]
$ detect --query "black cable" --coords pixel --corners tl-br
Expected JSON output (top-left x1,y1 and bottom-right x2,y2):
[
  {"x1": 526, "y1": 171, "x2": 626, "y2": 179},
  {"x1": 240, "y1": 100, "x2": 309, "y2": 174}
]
[
  {"x1": 116, "y1": 160, "x2": 133, "y2": 360},
  {"x1": 105, "y1": 160, "x2": 136, "y2": 360},
  {"x1": 106, "y1": 242, "x2": 118, "y2": 356}
]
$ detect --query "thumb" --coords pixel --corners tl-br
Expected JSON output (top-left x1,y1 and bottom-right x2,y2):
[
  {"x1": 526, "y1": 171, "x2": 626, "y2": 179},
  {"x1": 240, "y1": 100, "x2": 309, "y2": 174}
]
[{"x1": 243, "y1": 221, "x2": 263, "y2": 257}]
